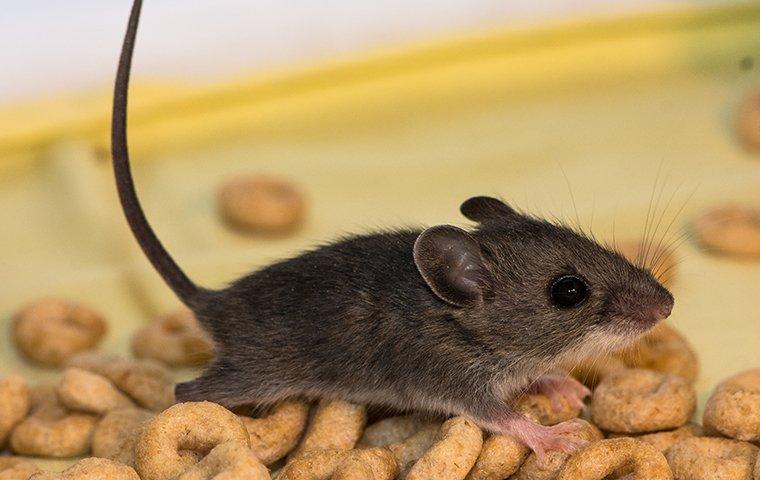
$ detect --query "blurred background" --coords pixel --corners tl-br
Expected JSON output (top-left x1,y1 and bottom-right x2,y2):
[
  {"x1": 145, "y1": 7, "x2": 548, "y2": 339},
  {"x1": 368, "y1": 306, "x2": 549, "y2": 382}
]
[{"x1": 1, "y1": 0, "x2": 759, "y2": 428}]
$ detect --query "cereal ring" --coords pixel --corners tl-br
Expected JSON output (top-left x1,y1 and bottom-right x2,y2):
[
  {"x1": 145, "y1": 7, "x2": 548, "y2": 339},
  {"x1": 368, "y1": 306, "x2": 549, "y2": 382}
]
[
  {"x1": 737, "y1": 89, "x2": 760, "y2": 150},
  {"x1": 92, "y1": 408, "x2": 154, "y2": 467},
  {"x1": 56, "y1": 368, "x2": 134, "y2": 415},
  {"x1": 290, "y1": 400, "x2": 366, "y2": 459},
  {"x1": 667, "y1": 437, "x2": 759, "y2": 480},
  {"x1": 239, "y1": 399, "x2": 310, "y2": 465},
  {"x1": 12, "y1": 299, "x2": 107, "y2": 367},
  {"x1": 556, "y1": 438, "x2": 671, "y2": 480},
  {"x1": 515, "y1": 392, "x2": 581, "y2": 426},
  {"x1": 406, "y1": 416, "x2": 483, "y2": 480},
  {"x1": 135, "y1": 401, "x2": 250, "y2": 480},
  {"x1": 609, "y1": 423, "x2": 703, "y2": 454},
  {"x1": 616, "y1": 322, "x2": 699, "y2": 383},
  {"x1": 465, "y1": 433, "x2": 529, "y2": 480},
  {"x1": 512, "y1": 419, "x2": 603, "y2": 480},
  {"x1": 29, "y1": 458, "x2": 140, "y2": 480},
  {"x1": 617, "y1": 240, "x2": 678, "y2": 286},
  {"x1": 0, "y1": 457, "x2": 39, "y2": 480},
  {"x1": 387, "y1": 422, "x2": 440, "y2": 478},
  {"x1": 332, "y1": 447, "x2": 399, "y2": 480},
  {"x1": 131, "y1": 309, "x2": 214, "y2": 367},
  {"x1": 218, "y1": 174, "x2": 305, "y2": 234},
  {"x1": 692, "y1": 205, "x2": 760, "y2": 258},
  {"x1": 360, "y1": 416, "x2": 427, "y2": 447},
  {"x1": 703, "y1": 369, "x2": 760, "y2": 442},
  {"x1": 175, "y1": 441, "x2": 270, "y2": 480},
  {"x1": 0, "y1": 375, "x2": 30, "y2": 447},
  {"x1": 9, "y1": 388, "x2": 97, "y2": 458},
  {"x1": 591, "y1": 368, "x2": 696, "y2": 433},
  {"x1": 278, "y1": 449, "x2": 350, "y2": 480}
]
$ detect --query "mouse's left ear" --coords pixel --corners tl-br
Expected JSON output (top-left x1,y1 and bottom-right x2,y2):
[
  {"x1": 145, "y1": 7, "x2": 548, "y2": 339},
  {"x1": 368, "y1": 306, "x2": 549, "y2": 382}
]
[
  {"x1": 460, "y1": 196, "x2": 518, "y2": 223},
  {"x1": 414, "y1": 225, "x2": 493, "y2": 307}
]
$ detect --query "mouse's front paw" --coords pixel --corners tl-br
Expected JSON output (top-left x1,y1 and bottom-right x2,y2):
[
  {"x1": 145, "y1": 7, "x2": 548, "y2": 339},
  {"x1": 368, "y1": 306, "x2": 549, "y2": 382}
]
[
  {"x1": 529, "y1": 374, "x2": 590, "y2": 412},
  {"x1": 498, "y1": 416, "x2": 588, "y2": 466}
]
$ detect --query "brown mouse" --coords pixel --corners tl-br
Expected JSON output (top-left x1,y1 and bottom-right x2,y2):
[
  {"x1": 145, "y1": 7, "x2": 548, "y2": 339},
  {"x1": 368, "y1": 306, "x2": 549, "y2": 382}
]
[{"x1": 112, "y1": 0, "x2": 673, "y2": 460}]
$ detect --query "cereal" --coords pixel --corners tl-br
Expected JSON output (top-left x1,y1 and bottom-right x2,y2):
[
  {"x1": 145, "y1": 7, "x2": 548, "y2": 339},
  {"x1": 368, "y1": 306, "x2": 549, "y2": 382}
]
[
  {"x1": 0, "y1": 457, "x2": 39, "y2": 480},
  {"x1": 465, "y1": 433, "x2": 529, "y2": 480},
  {"x1": 406, "y1": 416, "x2": 483, "y2": 480},
  {"x1": 556, "y1": 438, "x2": 671, "y2": 480},
  {"x1": 290, "y1": 399, "x2": 366, "y2": 459},
  {"x1": 360, "y1": 416, "x2": 427, "y2": 447},
  {"x1": 175, "y1": 441, "x2": 270, "y2": 480},
  {"x1": 131, "y1": 309, "x2": 214, "y2": 367},
  {"x1": 610, "y1": 423, "x2": 703, "y2": 454},
  {"x1": 29, "y1": 458, "x2": 140, "y2": 480},
  {"x1": 737, "y1": 89, "x2": 760, "y2": 150},
  {"x1": 703, "y1": 369, "x2": 760, "y2": 442},
  {"x1": 616, "y1": 322, "x2": 699, "y2": 383},
  {"x1": 332, "y1": 447, "x2": 399, "y2": 480},
  {"x1": 56, "y1": 368, "x2": 134, "y2": 415},
  {"x1": 92, "y1": 408, "x2": 154, "y2": 467},
  {"x1": 692, "y1": 205, "x2": 760, "y2": 258},
  {"x1": 591, "y1": 368, "x2": 696, "y2": 433},
  {"x1": 9, "y1": 387, "x2": 97, "y2": 458},
  {"x1": 666, "y1": 437, "x2": 759, "y2": 480},
  {"x1": 387, "y1": 422, "x2": 440, "y2": 478},
  {"x1": 617, "y1": 240, "x2": 678, "y2": 286},
  {"x1": 512, "y1": 419, "x2": 602, "y2": 480},
  {"x1": 135, "y1": 401, "x2": 250, "y2": 480},
  {"x1": 278, "y1": 449, "x2": 350, "y2": 480},
  {"x1": 67, "y1": 352, "x2": 175, "y2": 411},
  {"x1": 515, "y1": 392, "x2": 581, "y2": 426},
  {"x1": 218, "y1": 174, "x2": 305, "y2": 234},
  {"x1": 0, "y1": 375, "x2": 30, "y2": 447},
  {"x1": 568, "y1": 355, "x2": 627, "y2": 389},
  {"x1": 239, "y1": 399, "x2": 310, "y2": 465},
  {"x1": 12, "y1": 299, "x2": 107, "y2": 367}
]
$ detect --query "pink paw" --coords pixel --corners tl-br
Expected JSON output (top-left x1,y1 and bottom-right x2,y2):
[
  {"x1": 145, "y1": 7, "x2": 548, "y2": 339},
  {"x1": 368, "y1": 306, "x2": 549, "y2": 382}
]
[
  {"x1": 529, "y1": 374, "x2": 591, "y2": 412},
  {"x1": 499, "y1": 416, "x2": 588, "y2": 466}
]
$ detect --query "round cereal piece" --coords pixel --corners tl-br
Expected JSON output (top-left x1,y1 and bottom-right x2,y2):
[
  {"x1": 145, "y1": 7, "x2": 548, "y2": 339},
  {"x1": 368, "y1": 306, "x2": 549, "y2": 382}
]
[
  {"x1": 29, "y1": 457, "x2": 140, "y2": 480},
  {"x1": 692, "y1": 205, "x2": 760, "y2": 258},
  {"x1": 290, "y1": 400, "x2": 366, "y2": 459},
  {"x1": 360, "y1": 416, "x2": 426, "y2": 447},
  {"x1": 331, "y1": 447, "x2": 399, "y2": 480},
  {"x1": 135, "y1": 401, "x2": 250, "y2": 480},
  {"x1": 239, "y1": 399, "x2": 310, "y2": 465},
  {"x1": 92, "y1": 408, "x2": 154, "y2": 467},
  {"x1": 0, "y1": 457, "x2": 40, "y2": 480},
  {"x1": 512, "y1": 418, "x2": 603, "y2": 480},
  {"x1": 591, "y1": 368, "x2": 696, "y2": 433},
  {"x1": 703, "y1": 369, "x2": 760, "y2": 442},
  {"x1": 56, "y1": 368, "x2": 134, "y2": 415},
  {"x1": 12, "y1": 299, "x2": 107, "y2": 367},
  {"x1": 131, "y1": 309, "x2": 214, "y2": 367},
  {"x1": 278, "y1": 449, "x2": 350, "y2": 480},
  {"x1": 616, "y1": 322, "x2": 699, "y2": 383},
  {"x1": 754, "y1": 454, "x2": 760, "y2": 480},
  {"x1": 737, "y1": 89, "x2": 760, "y2": 150},
  {"x1": 217, "y1": 174, "x2": 305, "y2": 234},
  {"x1": 617, "y1": 240, "x2": 678, "y2": 286},
  {"x1": 406, "y1": 416, "x2": 483, "y2": 480},
  {"x1": 556, "y1": 437, "x2": 671, "y2": 480},
  {"x1": 610, "y1": 423, "x2": 703, "y2": 455},
  {"x1": 175, "y1": 441, "x2": 270, "y2": 480},
  {"x1": 667, "y1": 437, "x2": 759, "y2": 480},
  {"x1": 465, "y1": 433, "x2": 529, "y2": 480},
  {"x1": 387, "y1": 422, "x2": 441, "y2": 478},
  {"x1": 0, "y1": 375, "x2": 31, "y2": 447},
  {"x1": 9, "y1": 388, "x2": 97, "y2": 458},
  {"x1": 515, "y1": 392, "x2": 581, "y2": 426}
]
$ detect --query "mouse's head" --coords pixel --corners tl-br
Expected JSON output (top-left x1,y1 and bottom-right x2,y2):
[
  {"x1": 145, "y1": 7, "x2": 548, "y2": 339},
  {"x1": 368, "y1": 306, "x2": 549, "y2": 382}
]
[{"x1": 413, "y1": 196, "x2": 674, "y2": 369}]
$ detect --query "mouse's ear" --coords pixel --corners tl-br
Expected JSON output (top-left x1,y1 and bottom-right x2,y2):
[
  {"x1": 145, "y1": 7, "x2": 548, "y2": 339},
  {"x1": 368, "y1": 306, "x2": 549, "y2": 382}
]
[
  {"x1": 414, "y1": 225, "x2": 492, "y2": 307},
  {"x1": 460, "y1": 196, "x2": 517, "y2": 223}
]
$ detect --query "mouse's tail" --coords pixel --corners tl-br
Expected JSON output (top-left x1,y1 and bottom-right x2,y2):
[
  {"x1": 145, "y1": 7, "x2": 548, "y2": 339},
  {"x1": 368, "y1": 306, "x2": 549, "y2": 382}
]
[{"x1": 111, "y1": 0, "x2": 202, "y2": 307}]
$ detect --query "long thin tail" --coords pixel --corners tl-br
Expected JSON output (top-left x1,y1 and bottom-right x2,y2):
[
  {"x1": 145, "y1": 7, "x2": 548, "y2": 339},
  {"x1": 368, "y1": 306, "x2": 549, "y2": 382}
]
[{"x1": 112, "y1": 0, "x2": 201, "y2": 306}]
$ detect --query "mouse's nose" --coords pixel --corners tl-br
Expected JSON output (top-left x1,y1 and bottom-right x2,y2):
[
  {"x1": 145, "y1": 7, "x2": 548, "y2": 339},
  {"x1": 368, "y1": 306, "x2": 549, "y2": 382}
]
[{"x1": 654, "y1": 303, "x2": 672, "y2": 320}]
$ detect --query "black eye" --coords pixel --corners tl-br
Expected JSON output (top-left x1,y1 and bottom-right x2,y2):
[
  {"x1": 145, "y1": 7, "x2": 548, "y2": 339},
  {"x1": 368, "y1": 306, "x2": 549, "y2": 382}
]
[{"x1": 549, "y1": 275, "x2": 589, "y2": 308}]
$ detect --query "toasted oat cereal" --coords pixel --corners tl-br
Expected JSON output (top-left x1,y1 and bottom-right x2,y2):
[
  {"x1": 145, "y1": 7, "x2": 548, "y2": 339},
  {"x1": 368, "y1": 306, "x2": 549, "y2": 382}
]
[
  {"x1": 737, "y1": 89, "x2": 760, "y2": 150},
  {"x1": 406, "y1": 417, "x2": 483, "y2": 480},
  {"x1": 609, "y1": 423, "x2": 703, "y2": 455},
  {"x1": 0, "y1": 375, "x2": 30, "y2": 448},
  {"x1": 387, "y1": 422, "x2": 441, "y2": 478},
  {"x1": 703, "y1": 369, "x2": 760, "y2": 442},
  {"x1": 556, "y1": 437, "x2": 671, "y2": 480},
  {"x1": 360, "y1": 416, "x2": 427, "y2": 447},
  {"x1": 174, "y1": 441, "x2": 270, "y2": 480},
  {"x1": 29, "y1": 457, "x2": 139, "y2": 480},
  {"x1": 0, "y1": 457, "x2": 40, "y2": 480},
  {"x1": 278, "y1": 449, "x2": 350, "y2": 480},
  {"x1": 616, "y1": 322, "x2": 699, "y2": 383},
  {"x1": 239, "y1": 399, "x2": 310, "y2": 465},
  {"x1": 218, "y1": 174, "x2": 305, "y2": 234},
  {"x1": 692, "y1": 205, "x2": 760, "y2": 258},
  {"x1": 290, "y1": 400, "x2": 366, "y2": 459},
  {"x1": 331, "y1": 447, "x2": 399, "y2": 480},
  {"x1": 465, "y1": 433, "x2": 529, "y2": 480},
  {"x1": 667, "y1": 437, "x2": 758, "y2": 480},
  {"x1": 56, "y1": 368, "x2": 134, "y2": 415},
  {"x1": 131, "y1": 309, "x2": 214, "y2": 367},
  {"x1": 92, "y1": 408, "x2": 154, "y2": 467}
]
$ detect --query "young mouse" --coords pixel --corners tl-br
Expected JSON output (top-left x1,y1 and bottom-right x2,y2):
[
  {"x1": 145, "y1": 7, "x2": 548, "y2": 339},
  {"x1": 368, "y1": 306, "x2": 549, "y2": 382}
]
[{"x1": 112, "y1": 0, "x2": 673, "y2": 460}]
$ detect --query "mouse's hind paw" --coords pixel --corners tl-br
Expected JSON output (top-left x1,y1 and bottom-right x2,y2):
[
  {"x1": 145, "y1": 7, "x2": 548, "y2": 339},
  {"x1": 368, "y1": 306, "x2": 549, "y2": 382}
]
[{"x1": 497, "y1": 415, "x2": 587, "y2": 466}]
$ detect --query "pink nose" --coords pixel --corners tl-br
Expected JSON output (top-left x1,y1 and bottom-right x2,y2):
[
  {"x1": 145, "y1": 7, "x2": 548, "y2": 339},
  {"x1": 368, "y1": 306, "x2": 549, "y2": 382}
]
[{"x1": 654, "y1": 303, "x2": 672, "y2": 320}]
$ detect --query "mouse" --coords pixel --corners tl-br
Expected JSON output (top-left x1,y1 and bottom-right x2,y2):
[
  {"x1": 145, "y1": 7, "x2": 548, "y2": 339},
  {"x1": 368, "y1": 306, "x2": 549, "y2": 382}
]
[{"x1": 112, "y1": 0, "x2": 674, "y2": 460}]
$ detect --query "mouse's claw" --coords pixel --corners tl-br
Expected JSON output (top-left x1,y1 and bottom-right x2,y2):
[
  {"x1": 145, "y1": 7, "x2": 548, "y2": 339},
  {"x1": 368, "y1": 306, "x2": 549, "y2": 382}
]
[{"x1": 529, "y1": 374, "x2": 591, "y2": 412}]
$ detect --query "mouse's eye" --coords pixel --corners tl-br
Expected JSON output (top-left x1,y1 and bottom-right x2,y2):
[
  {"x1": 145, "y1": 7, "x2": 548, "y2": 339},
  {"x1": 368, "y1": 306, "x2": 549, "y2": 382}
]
[{"x1": 549, "y1": 275, "x2": 589, "y2": 308}]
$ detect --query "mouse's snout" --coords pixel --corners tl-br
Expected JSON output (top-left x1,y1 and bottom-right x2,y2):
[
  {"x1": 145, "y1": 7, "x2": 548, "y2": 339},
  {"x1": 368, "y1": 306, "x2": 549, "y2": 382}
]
[{"x1": 653, "y1": 300, "x2": 673, "y2": 322}]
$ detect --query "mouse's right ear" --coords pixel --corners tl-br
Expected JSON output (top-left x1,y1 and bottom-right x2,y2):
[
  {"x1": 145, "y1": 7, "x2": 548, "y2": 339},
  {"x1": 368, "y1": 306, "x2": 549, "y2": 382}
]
[
  {"x1": 460, "y1": 196, "x2": 517, "y2": 223},
  {"x1": 413, "y1": 225, "x2": 492, "y2": 307}
]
